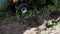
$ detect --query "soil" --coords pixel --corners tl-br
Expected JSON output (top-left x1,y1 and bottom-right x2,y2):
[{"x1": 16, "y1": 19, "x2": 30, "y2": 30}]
[{"x1": 0, "y1": 11, "x2": 60, "y2": 34}]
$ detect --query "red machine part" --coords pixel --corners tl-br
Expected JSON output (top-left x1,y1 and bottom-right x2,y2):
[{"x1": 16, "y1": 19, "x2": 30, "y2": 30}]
[
  {"x1": 11, "y1": 0, "x2": 24, "y2": 4},
  {"x1": 11, "y1": 0, "x2": 16, "y2": 4},
  {"x1": 19, "y1": 0, "x2": 24, "y2": 3}
]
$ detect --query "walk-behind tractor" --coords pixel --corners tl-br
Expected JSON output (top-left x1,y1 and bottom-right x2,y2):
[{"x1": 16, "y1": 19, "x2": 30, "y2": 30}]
[
  {"x1": 10, "y1": 0, "x2": 29, "y2": 14},
  {"x1": 0, "y1": 0, "x2": 57, "y2": 15},
  {"x1": 0, "y1": 0, "x2": 29, "y2": 14}
]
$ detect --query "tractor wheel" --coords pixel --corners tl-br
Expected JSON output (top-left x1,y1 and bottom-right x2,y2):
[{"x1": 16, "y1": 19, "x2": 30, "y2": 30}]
[{"x1": 18, "y1": 4, "x2": 29, "y2": 14}]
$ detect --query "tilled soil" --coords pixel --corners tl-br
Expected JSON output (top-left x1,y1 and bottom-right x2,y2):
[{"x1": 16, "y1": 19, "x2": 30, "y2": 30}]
[{"x1": 0, "y1": 11, "x2": 60, "y2": 34}]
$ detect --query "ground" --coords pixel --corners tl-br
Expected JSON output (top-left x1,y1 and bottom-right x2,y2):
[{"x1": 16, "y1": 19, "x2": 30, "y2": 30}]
[{"x1": 0, "y1": 11, "x2": 60, "y2": 34}]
